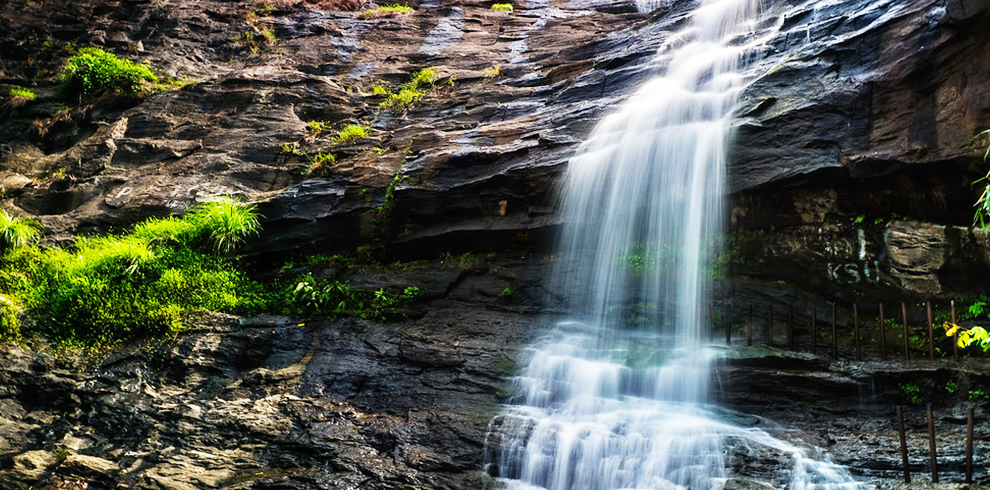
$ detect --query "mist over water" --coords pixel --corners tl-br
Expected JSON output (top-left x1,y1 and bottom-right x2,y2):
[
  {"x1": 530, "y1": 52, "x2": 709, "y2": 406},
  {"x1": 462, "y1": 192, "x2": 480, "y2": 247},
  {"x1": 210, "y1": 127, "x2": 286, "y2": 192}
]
[{"x1": 485, "y1": 0, "x2": 868, "y2": 489}]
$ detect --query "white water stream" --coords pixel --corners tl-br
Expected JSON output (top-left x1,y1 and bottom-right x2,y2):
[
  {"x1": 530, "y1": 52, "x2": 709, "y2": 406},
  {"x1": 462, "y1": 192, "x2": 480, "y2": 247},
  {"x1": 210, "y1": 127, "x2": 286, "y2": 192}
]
[{"x1": 486, "y1": 1, "x2": 869, "y2": 489}]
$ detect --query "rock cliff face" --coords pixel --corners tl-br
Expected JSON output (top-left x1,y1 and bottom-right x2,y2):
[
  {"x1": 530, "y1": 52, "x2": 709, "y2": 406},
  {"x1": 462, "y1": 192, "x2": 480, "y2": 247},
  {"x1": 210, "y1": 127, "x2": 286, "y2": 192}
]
[
  {"x1": 2, "y1": 0, "x2": 990, "y2": 488},
  {"x1": 3, "y1": 0, "x2": 989, "y2": 296}
]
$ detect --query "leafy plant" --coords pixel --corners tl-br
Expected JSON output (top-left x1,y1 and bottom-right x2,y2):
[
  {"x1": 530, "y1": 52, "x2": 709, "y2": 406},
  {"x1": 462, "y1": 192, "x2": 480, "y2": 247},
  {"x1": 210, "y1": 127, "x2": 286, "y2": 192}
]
[
  {"x1": 335, "y1": 123, "x2": 368, "y2": 143},
  {"x1": 491, "y1": 3, "x2": 513, "y2": 12},
  {"x1": 359, "y1": 4, "x2": 414, "y2": 19},
  {"x1": 279, "y1": 142, "x2": 304, "y2": 155},
  {"x1": 972, "y1": 129, "x2": 990, "y2": 227},
  {"x1": 306, "y1": 120, "x2": 330, "y2": 138},
  {"x1": 482, "y1": 65, "x2": 502, "y2": 79},
  {"x1": 8, "y1": 87, "x2": 36, "y2": 100},
  {"x1": 376, "y1": 68, "x2": 439, "y2": 111},
  {"x1": 60, "y1": 47, "x2": 158, "y2": 96},
  {"x1": 0, "y1": 209, "x2": 41, "y2": 253},
  {"x1": 0, "y1": 294, "x2": 21, "y2": 343},
  {"x1": 379, "y1": 88, "x2": 424, "y2": 111},
  {"x1": 186, "y1": 197, "x2": 262, "y2": 255},
  {"x1": 308, "y1": 152, "x2": 337, "y2": 176},
  {"x1": 289, "y1": 275, "x2": 419, "y2": 320},
  {"x1": 969, "y1": 386, "x2": 990, "y2": 402},
  {"x1": 899, "y1": 383, "x2": 923, "y2": 405},
  {"x1": 236, "y1": 27, "x2": 278, "y2": 53}
]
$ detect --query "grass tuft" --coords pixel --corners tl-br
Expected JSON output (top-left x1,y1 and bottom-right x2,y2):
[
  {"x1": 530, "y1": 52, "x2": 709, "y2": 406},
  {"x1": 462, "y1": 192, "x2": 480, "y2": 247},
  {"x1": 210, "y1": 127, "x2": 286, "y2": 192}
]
[
  {"x1": 335, "y1": 123, "x2": 368, "y2": 143},
  {"x1": 60, "y1": 47, "x2": 159, "y2": 97},
  {"x1": 308, "y1": 152, "x2": 337, "y2": 176},
  {"x1": 0, "y1": 210, "x2": 41, "y2": 254},
  {"x1": 359, "y1": 4, "x2": 414, "y2": 19},
  {"x1": 186, "y1": 198, "x2": 262, "y2": 255},
  {"x1": 8, "y1": 88, "x2": 37, "y2": 100}
]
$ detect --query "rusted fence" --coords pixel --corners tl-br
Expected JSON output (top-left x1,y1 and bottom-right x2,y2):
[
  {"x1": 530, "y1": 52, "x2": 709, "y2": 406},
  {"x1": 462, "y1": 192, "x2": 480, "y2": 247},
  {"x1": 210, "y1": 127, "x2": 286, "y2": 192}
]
[
  {"x1": 895, "y1": 405, "x2": 977, "y2": 483},
  {"x1": 714, "y1": 300, "x2": 976, "y2": 362}
]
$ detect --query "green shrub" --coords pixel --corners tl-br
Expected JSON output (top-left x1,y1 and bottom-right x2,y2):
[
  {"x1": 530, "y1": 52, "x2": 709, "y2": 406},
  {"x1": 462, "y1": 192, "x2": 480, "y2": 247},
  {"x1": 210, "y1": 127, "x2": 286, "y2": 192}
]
[
  {"x1": 359, "y1": 4, "x2": 414, "y2": 19},
  {"x1": 482, "y1": 66, "x2": 501, "y2": 79},
  {"x1": 375, "y1": 68, "x2": 439, "y2": 111},
  {"x1": 306, "y1": 120, "x2": 330, "y2": 138},
  {"x1": 288, "y1": 275, "x2": 418, "y2": 320},
  {"x1": 335, "y1": 123, "x2": 368, "y2": 143},
  {"x1": 186, "y1": 198, "x2": 262, "y2": 255},
  {"x1": 235, "y1": 27, "x2": 278, "y2": 53},
  {"x1": 379, "y1": 88, "x2": 424, "y2": 111},
  {"x1": 0, "y1": 202, "x2": 266, "y2": 346},
  {"x1": 0, "y1": 294, "x2": 20, "y2": 343},
  {"x1": 309, "y1": 152, "x2": 337, "y2": 176},
  {"x1": 0, "y1": 210, "x2": 41, "y2": 253},
  {"x1": 8, "y1": 88, "x2": 36, "y2": 100},
  {"x1": 491, "y1": 3, "x2": 513, "y2": 12},
  {"x1": 60, "y1": 47, "x2": 159, "y2": 96}
]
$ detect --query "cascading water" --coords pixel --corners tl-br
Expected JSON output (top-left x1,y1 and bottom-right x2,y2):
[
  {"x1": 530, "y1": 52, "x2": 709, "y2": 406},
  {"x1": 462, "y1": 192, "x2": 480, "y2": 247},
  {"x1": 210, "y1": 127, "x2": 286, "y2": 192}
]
[{"x1": 485, "y1": 1, "x2": 869, "y2": 489}]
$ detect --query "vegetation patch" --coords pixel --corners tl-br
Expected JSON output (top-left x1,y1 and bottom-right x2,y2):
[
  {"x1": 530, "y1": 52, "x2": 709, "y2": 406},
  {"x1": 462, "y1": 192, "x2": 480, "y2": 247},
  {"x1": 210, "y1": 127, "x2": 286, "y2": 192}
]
[
  {"x1": 0, "y1": 198, "x2": 264, "y2": 347},
  {"x1": 0, "y1": 210, "x2": 42, "y2": 253},
  {"x1": 359, "y1": 4, "x2": 414, "y2": 19},
  {"x1": 252, "y1": 0, "x2": 366, "y2": 13},
  {"x1": 491, "y1": 3, "x2": 513, "y2": 12},
  {"x1": 288, "y1": 275, "x2": 420, "y2": 320},
  {"x1": 306, "y1": 120, "x2": 330, "y2": 139},
  {"x1": 308, "y1": 152, "x2": 338, "y2": 176},
  {"x1": 375, "y1": 68, "x2": 439, "y2": 112},
  {"x1": 482, "y1": 65, "x2": 502, "y2": 79},
  {"x1": 8, "y1": 87, "x2": 37, "y2": 100},
  {"x1": 335, "y1": 123, "x2": 368, "y2": 143},
  {"x1": 60, "y1": 47, "x2": 159, "y2": 97},
  {"x1": 236, "y1": 27, "x2": 279, "y2": 54}
]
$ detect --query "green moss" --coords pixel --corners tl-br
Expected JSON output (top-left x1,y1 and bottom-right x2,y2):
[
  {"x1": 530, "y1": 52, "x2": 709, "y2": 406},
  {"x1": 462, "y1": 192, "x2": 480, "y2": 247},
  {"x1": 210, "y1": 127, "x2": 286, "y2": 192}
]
[
  {"x1": 0, "y1": 294, "x2": 21, "y2": 343},
  {"x1": 335, "y1": 123, "x2": 368, "y2": 143},
  {"x1": 359, "y1": 4, "x2": 414, "y2": 19},
  {"x1": 491, "y1": 3, "x2": 513, "y2": 12},
  {"x1": 8, "y1": 87, "x2": 36, "y2": 100},
  {"x1": 60, "y1": 47, "x2": 159, "y2": 96},
  {"x1": 375, "y1": 68, "x2": 439, "y2": 111},
  {"x1": 308, "y1": 152, "x2": 337, "y2": 176}
]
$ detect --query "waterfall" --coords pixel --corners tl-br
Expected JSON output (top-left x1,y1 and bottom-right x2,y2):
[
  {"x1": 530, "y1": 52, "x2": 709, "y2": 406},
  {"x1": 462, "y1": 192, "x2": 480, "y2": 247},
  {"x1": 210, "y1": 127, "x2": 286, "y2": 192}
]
[{"x1": 485, "y1": 1, "x2": 868, "y2": 489}]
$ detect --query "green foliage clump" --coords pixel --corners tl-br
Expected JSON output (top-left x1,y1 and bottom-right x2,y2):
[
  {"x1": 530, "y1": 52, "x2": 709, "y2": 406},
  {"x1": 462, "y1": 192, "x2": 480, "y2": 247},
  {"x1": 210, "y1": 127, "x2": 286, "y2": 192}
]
[
  {"x1": 899, "y1": 383, "x2": 923, "y2": 405},
  {"x1": 0, "y1": 199, "x2": 264, "y2": 347},
  {"x1": 185, "y1": 198, "x2": 262, "y2": 255},
  {"x1": 379, "y1": 88, "x2": 424, "y2": 111},
  {"x1": 0, "y1": 294, "x2": 20, "y2": 343},
  {"x1": 8, "y1": 87, "x2": 37, "y2": 100},
  {"x1": 60, "y1": 47, "x2": 159, "y2": 97},
  {"x1": 491, "y1": 3, "x2": 513, "y2": 12},
  {"x1": 359, "y1": 4, "x2": 414, "y2": 19},
  {"x1": 308, "y1": 152, "x2": 337, "y2": 176},
  {"x1": 376, "y1": 68, "x2": 439, "y2": 111},
  {"x1": 288, "y1": 274, "x2": 419, "y2": 320},
  {"x1": 236, "y1": 27, "x2": 278, "y2": 53},
  {"x1": 306, "y1": 120, "x2": 330, "y2": 138},
  {"x1": 973, "y1": 130, "x2": 990, "y2": 227},
  {"x1": 335, "y1": 123, "x2": 368, "y2": 143},
  {"x1": 482, "y1": 65, "x2": 502, "y2": 79},
  {"x1": 0, "y1": 210, "x2": 41, "y2": 253}
]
